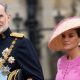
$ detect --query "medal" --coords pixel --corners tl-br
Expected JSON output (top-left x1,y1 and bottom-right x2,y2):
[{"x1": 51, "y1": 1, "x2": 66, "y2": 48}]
[
  {"x1": 1, "y1": 66, "x2": 10, "y2": 75},
  {"x1": 2, "y1": 48, "x2": 9, "y2": 60},
  {"x1": 8, "y1": 56, "x2": 15, "y2": 64}
]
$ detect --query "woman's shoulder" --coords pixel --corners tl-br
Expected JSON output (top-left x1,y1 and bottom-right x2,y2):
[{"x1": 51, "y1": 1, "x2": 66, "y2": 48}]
[
  {"x1": 58, "y1": 55, "x2": 66, "y2": 63},
  {"x1": 57, "y1": 55, "x2": 67, "y2": 69}
]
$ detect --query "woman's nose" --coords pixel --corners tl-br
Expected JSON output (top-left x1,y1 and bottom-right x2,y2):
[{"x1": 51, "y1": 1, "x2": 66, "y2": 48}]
[
  {"x1": 63, "y1": 36, "x2": 70, "y2": 42},
  {"x1": 62, "y1": 35, "x2": 70, "y2": 41}
]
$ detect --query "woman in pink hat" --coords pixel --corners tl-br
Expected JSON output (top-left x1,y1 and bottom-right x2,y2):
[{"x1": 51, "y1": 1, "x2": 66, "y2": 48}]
[{"x1": 48, "y1": 17, "x2": 80, "y2": 80}]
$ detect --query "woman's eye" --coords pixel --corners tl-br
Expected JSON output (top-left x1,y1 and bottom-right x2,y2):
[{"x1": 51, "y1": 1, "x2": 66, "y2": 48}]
[
  {"x1": 62, "y1": 34, "x2": 65, "y2": 38},
  {"x1": 69, "y1": 34, "x2": 74, "y2": 38},
  {"x1": 61, "y1": 34, "x2": 74, "y2": 38}
]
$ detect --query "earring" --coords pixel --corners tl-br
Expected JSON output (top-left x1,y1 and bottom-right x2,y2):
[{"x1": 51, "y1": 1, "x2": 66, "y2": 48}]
[{"x1": 78, "y1": 42, "x2": 80, "y2": 47}]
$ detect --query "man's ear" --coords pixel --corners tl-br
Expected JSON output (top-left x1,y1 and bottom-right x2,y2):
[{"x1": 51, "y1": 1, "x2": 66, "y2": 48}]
[
  {"x1": 8, "y1": 14, "x2": 11, "y2": 19},
  {"x1": 7, "y1": 14, "x2": 11, "y2": 23}
]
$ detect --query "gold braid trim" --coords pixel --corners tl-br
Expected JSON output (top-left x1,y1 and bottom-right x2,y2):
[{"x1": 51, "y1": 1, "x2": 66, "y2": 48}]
[
  {"x1": 10, "y1": 32, "x2": 24, "y2": 38},
  {"x1": 8, "y1": 69, "x2": 19, "y2": 80}
]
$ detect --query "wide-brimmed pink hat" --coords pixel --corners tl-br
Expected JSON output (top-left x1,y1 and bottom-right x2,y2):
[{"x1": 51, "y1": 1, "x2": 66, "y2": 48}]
[{"x1": 48, "y1": 17, "x2": 80, "y2": 51}]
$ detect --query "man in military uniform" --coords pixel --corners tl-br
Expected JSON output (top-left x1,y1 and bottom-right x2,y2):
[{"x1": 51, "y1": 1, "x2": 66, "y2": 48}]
[{"x1": 0, "y1": 3, "x2": 44, "y2": 80}]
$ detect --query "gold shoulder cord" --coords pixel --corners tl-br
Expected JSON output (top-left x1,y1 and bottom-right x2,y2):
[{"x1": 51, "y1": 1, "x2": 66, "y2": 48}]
[
  {"x1": 8, "y1": 69, "x2": 19, "y2": 80},
  {"x1": 0, "y1": 38, "x2": 18, "y2": 68},
  {"x1": 3, "y1": 38, "x2": 17, "y2": 60},
  {"x1": 7, "y1": 38, "x2": 20, "y2": 80}
]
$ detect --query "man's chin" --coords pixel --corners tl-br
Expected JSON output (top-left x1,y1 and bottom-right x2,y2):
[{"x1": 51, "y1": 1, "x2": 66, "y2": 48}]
[{"x1": 0, "y1": 26, "x2": 9, "y2": 33}]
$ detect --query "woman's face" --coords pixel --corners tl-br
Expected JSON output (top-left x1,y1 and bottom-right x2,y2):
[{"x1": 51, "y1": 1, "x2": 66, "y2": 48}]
[{"x1": 61, "y1": 29, "x2": 80, "y2": 51}]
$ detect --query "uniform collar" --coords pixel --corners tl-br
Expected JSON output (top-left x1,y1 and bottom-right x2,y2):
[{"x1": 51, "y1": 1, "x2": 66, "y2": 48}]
[{"x1": 0, "y1": 28, "x2": 11, "y2": 39}]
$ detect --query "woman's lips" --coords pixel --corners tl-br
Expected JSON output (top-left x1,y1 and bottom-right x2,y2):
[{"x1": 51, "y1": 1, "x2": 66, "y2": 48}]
[{"x1": 63, "y1": 43, "x2": 70, "y2": 45}]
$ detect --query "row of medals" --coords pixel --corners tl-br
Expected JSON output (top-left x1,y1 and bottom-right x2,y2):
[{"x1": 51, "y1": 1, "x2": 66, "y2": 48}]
[{"x1": 0, "y1": 38, "x2": 17, "y2": 76}]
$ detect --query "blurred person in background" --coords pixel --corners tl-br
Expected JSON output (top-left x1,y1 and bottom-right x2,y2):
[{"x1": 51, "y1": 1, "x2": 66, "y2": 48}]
[
  {"x1": 48, "y1": 17, "x2": 80, "y2": 80},
  {"x1": 0, "y1": 3, "x2": 44, "y2": 80}
]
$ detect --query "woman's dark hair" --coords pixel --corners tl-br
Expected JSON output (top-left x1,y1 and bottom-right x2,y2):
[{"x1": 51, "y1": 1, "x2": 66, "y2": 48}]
[{"x1": 75, "y1": 27, "x2": 80, "y2": 37}]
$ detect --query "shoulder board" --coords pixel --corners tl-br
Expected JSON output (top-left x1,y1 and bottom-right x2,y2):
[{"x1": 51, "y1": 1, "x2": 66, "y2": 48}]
[{"x1": 10, "y1": 32, "x2": 24, "y2": 38}]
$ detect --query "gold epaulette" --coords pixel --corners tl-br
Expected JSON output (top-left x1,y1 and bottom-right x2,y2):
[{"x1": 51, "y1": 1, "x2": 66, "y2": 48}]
[{"x1": 10, "y1": 32, "x2": 24, "y2": 38}]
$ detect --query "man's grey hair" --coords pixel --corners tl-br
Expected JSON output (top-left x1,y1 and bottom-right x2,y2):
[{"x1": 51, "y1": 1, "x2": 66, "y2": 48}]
[{"x1": 0, "y1": 3, "x2": 8, "y2": 12}]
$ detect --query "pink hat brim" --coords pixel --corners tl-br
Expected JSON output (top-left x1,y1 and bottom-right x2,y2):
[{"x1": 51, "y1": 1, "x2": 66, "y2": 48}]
[{"x1": 48, "y1": 17, "x2": 80, "y2": 51}]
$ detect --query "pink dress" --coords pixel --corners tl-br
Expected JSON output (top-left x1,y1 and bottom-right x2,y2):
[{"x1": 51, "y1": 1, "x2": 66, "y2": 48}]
[{"x1": 56, "y1": 55, "x2": 80, "y2": 80}]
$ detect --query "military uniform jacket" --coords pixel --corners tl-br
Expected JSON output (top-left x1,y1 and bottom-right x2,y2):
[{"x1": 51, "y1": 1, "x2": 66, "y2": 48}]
[{"x1": 0, "y1": 28, "x2": 44, "y2": 80}]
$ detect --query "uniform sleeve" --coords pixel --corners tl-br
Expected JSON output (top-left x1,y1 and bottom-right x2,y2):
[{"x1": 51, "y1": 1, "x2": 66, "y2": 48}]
[{"x1": 15, "y1": 38, "x2": 44, "y2": 80}]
